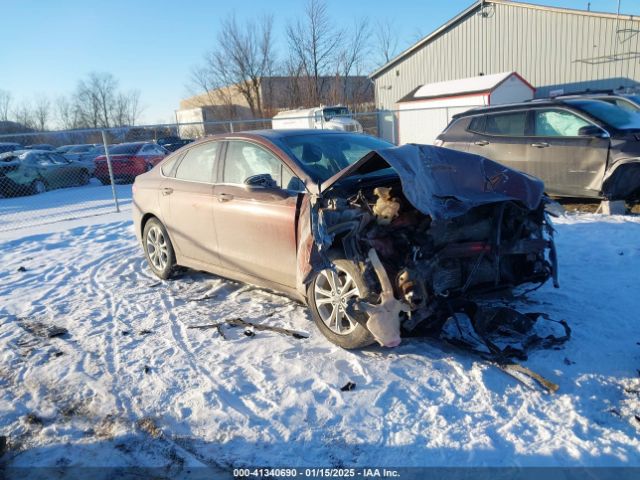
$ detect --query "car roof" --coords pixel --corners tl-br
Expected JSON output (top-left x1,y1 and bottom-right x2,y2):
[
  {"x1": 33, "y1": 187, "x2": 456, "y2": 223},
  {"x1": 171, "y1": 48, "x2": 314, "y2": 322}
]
[
  {"x1": 451, "y1": 98, "x2": 598, "y2": 118},
  {"x1": 181, "y1": 129, "x2": 364, "y2": 149},
  {"x1": 237, "y1": 129, "x2": 350, "y2": 139}
]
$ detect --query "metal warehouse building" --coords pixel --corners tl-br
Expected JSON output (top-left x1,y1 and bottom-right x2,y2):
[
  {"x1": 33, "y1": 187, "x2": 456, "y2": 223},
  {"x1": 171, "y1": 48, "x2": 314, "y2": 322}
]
[{"x1": 370, "y1": 0, "x2": 640, "y2": 110}]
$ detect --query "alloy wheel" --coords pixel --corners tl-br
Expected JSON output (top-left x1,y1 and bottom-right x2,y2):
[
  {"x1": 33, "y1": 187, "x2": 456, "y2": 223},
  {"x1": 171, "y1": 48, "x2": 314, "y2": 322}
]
[
  {"x1": 146, "y1": 225, "x2": 169, "y2": 271},
  {"x1": 314, "y1": 266, "x2": 361, "y2": 335},
  {"x1": 33, "y1": 180, "x2": 46, "y2": 194}
]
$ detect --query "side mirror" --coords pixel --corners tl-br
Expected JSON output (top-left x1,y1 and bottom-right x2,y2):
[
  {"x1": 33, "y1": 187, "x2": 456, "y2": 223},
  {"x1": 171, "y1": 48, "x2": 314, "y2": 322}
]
[
  {"x1": 578, "y1": 125, "x2": 610, "y2": 138},
  {"x1": 244, "y1": 173, "x2": 278, "y2": 189}
]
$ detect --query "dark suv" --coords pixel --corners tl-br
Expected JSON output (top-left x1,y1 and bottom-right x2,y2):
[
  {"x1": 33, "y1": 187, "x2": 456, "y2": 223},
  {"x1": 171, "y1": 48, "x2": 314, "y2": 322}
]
[{"x1": 436, "y1": 98, "x2": 640, "y2": 201}]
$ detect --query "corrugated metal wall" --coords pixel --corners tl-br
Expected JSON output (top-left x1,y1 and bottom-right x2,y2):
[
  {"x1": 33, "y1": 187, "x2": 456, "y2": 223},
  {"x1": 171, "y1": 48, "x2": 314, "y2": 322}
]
[{"x1": 373, "y1": 2, "x2": 640, "y2": 109}]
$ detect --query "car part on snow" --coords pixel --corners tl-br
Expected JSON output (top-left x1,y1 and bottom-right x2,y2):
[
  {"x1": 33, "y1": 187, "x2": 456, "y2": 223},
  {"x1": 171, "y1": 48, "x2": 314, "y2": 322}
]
[
  {"x1": 340, "y1": 381, "x2": 356, "y2": 392},
  {"x1": 356, "y1": 248, "x2": 410, "y2": 347},
  {"x1": 436, "y1": 304, "x2": 570, "y2": 392},
  {"x1": 188, "y1": 317, "x2": 309, "y2": 340}
]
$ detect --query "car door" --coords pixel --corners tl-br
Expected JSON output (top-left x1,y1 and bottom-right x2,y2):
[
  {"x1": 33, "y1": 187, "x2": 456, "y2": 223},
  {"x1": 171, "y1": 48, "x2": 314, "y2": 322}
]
[
  {"x1": 466, "y1": 110, "x2": 532, "y2": 176},
  {"x1": 48, "y1": 153, "x2": 79, "y2": 187},
  {"x1": 34, "y1": 153, "x2": 65, "y2": 188},
  {"x1": 528, "y1": 108, "x2": 609, "y2": 197},
  {"x1": 212, "y1": 139, "x2": 302, "y2": 288},
  {"x1": 159, "y1": 141, "x2": 220, "y2": 267}
]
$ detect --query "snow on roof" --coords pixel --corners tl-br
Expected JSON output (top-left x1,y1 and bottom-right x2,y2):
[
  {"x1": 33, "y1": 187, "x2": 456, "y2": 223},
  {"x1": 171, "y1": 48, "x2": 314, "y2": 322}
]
[{"x1": 412, "y1": 72, "x2": 515, "y2": 100}]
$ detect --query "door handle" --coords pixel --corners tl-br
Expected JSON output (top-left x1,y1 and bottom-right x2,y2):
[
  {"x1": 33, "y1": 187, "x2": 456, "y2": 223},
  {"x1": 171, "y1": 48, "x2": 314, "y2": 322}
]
[
  {"x1": 530, "y1": 142, "x2": 550, "y2": 148},
  {"x1": 218, "y1": 192, "x2": 234, "y2": 202},
  {"x1": 161, "y1": 187, "x2": 173, "y2": 196},
  {"x1": 474, "y1": 140, "x2": 490, "y2": 146}
]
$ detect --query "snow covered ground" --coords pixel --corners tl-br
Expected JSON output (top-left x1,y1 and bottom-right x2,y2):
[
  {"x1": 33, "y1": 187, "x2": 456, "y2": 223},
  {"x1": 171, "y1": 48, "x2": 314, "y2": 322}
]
[
  {"x1": 0, "y1": 189, "x2": 639, "y2": 477},
  {"x1": 0, "y1": 180, "x2": 130, "y2": 234}
]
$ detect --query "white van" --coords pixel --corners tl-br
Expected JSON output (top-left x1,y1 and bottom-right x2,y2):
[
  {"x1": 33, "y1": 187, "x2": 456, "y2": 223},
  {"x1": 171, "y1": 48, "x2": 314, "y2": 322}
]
[{"x1": 272, "y1": 106, "x2": 363, "y2": 132}]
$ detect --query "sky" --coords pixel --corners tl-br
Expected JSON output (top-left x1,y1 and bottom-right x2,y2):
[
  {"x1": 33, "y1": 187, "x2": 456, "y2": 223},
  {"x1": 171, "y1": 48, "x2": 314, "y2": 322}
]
[{"x1": 1, "y1": 0, "x2": 639, "y2": 126}]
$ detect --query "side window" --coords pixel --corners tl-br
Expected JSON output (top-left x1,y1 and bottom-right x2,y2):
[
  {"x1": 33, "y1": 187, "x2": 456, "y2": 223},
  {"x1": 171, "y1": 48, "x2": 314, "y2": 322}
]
[
  {"x1": 468, "y1": 116, "x2": 486, "y2": 133},
  {"x1": 49, "y1": 153, "x2": 69, "y2": 164},
  {"x1": 160, "y1": 153, "x2": 183, "y2": 177},
  {"x1": 485, "y1": 111, "x2": 527, "y2": 136},
  {"x1": 223, "y1": 141, "x2": 282, "y2": 187},
  {"x1": 174, "y1": 142, "x2": 218, "y2": 183},
  {"x1": 609, "y1": 99, "x2": 638, "y2": 113},
  {"x1": 533, "y1": 109, "x2": 591, "y2": 137},
  {"x1": 36, "y1": 154, "x2": 53, "y2": 166}
]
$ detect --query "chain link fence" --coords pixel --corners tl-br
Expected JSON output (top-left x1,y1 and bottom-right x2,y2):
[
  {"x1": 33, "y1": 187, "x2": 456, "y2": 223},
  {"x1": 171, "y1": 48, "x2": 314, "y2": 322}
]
[{"x1": 0, "y1": 106, "x2": 471, "y2": 232}]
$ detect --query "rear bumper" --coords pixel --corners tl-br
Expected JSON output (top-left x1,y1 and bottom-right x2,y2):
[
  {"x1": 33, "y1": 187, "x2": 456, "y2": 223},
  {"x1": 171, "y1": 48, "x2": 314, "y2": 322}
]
[{"x1": 0, "y1": 174, "x2": 31, "y2": 196}]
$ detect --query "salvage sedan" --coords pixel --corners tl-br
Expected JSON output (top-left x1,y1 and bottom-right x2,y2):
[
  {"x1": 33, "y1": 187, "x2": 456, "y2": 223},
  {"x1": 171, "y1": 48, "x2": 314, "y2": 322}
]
[
  {"x1": 132, "y1": 130, "x2": 557, "y2": 349},
  {"x1": 0, "y1": 150, "x2": 91, "y2": 196}
]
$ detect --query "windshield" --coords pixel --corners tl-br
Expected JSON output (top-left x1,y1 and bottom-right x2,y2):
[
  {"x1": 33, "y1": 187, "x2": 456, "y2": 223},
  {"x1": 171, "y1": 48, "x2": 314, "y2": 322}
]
[
  {"x1": 323, "y1": 107, "x2": 350, "y2": 121},
  {"x1": 279, "y1": 133, "x2": 393, "y2": 182},
  {"x1": 566, "y1": 99, "x2": 640, "y2": 130}
]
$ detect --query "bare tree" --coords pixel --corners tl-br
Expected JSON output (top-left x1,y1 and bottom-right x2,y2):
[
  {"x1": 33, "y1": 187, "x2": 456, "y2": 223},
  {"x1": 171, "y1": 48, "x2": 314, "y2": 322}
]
[
  {"x1": 286, "y1": 0, "x2": 343, "y2": 106},
  {"x1": 374, "y1": 19, "x2": 399, "y2": 66},
  {"x1": 126, "y1": 89, "x2": 142, "y2": 126},
  {"x1": 192, "y1": 14, "x2": 275, "y2": 119},
  {"x1": 112, "y1": 90, "x2": 142, "y2": 126},
  {"x1": 74, "y1": 72, "x2": 118, "y2": 128},
  {"x1": 33, "y1": 95, "x2": 51, "y2": 131},
  {"x1": 0, "y1": 90, "x2": 11, "y2": 122},
  {"x1": 56, "y1": 95, "x2": 81, "y2": 130},
  {"x1": 336, "y1": 18, "x2": 371, "y2": 107},
  {"x1": 13, "y1": 101, "x2": 34, "y2": 129}
]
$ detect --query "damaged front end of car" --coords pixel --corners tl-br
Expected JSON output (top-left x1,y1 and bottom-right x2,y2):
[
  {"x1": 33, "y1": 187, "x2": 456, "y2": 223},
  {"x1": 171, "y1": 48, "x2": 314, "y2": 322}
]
[{"x1": 306, "y1": 145, "x2": 559, "y2": 348}]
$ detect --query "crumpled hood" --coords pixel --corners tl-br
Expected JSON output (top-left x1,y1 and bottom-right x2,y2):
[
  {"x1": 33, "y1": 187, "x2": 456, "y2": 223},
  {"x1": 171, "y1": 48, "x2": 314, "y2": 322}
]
[{"x1": 322, "y1": 144, "x2": 545, "y2": 220}]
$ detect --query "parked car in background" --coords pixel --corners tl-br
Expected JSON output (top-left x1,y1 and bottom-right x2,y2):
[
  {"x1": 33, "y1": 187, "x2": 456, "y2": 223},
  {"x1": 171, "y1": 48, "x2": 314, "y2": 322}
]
[
  {"x1": 553, "y1": 92, "x2": 640, "y2": 113},
  {"x1": 156, "y1": 136, "x2": 194, "y2": 152},
  {"x1": 0, "y1": 150, "x2": 91, "y2": 196},
  {"x1": 63, "y1": 144, "x2": 101, "y2": 174},
  {"x1": 25, "y1": 144, "x2": 55, "y2": 151},
  {"x1": 436, "y1": 98, "x2": 640, "y2": 201},
  {"x1": 0, "y1": 142, "x2": 23, "y2": 154},
  {"x1": 55, "y1": 145, "x2": 77, "y2": 154},
  {"x1": 132, "y1": 130, "x2": 556, "y2": 349},
  {"x1": 76, "y1": 144, "x2": 106, "y2": 166},
  {"x1": 94, "y1": 142, "x2": 167, "y2": 184},
  {"x1": 272, "y1": 106, "x2": 363, "y2": 132}
]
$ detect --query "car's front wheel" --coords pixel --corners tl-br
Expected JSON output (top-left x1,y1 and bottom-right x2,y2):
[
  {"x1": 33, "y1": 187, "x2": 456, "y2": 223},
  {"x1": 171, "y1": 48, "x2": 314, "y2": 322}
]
[
  {"x1": 307, "y1": 259, "x2": 375, "y2": 349},
  {"x1": 143, "y1": 218, "x2": 175, "y2": 279},
  {"x1": 78, "y1": 170, "x2": 90, "y2": 185}
]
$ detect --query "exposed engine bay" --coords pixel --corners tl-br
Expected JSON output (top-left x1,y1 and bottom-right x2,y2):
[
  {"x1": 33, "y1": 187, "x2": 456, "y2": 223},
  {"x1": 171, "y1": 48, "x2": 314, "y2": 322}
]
[
  {"x1": 315, "y1": 182, "x2": 557, "y2": 347},
  {"x1": 308, "y1": 145, "x2": 560, "y2": 349}
]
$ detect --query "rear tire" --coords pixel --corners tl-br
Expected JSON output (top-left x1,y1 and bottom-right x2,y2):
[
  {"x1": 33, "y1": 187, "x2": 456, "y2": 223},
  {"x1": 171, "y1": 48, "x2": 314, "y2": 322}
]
[
  {"x1": 31, "y1": 179, "x2": 47, "y2": 195},
  {"x1": 307, "y1": 259, "x2": 375, "y2": 349},
  {"x1": 142, "y1": 217, "x2": 175, "y2": 280},
  {"x1": 99, "y1": 177, "x2": 110, "y2": 185}
]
